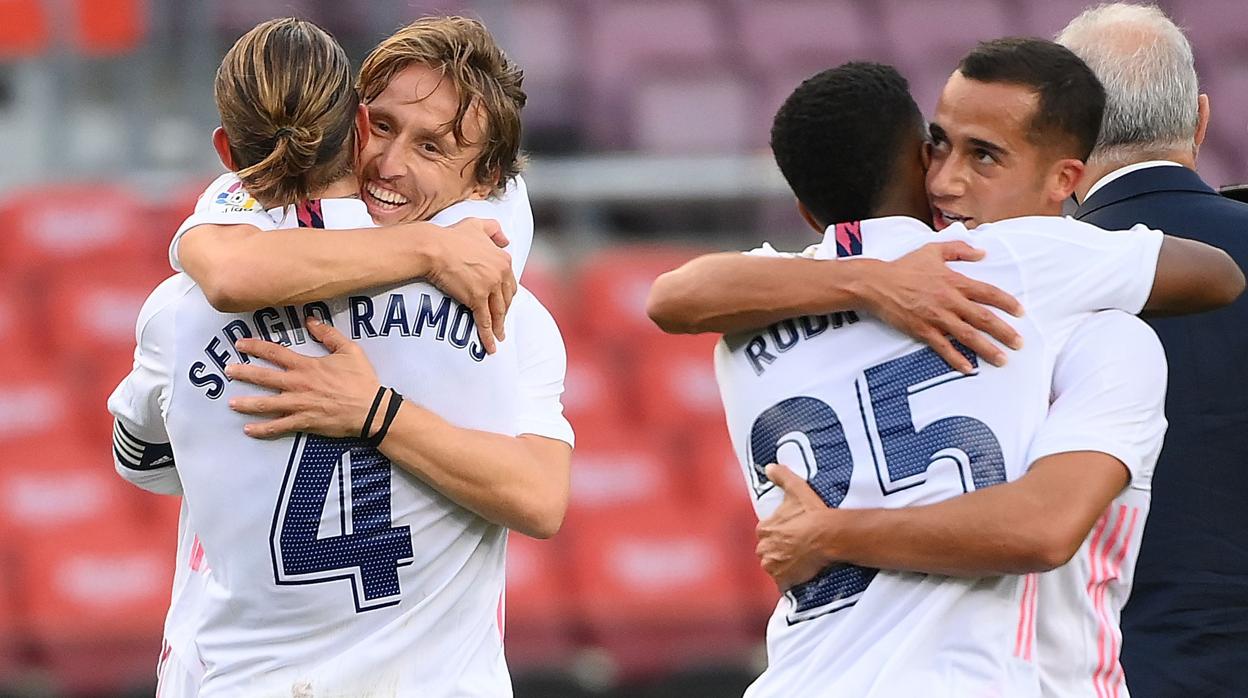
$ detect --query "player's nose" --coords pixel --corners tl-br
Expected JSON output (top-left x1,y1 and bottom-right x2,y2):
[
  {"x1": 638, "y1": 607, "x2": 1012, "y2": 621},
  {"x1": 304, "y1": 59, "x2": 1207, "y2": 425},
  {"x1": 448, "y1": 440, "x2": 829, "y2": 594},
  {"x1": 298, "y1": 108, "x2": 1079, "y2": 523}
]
[
  {"x1": 927, "y1": 158, "x2": 967, "y2": 200},
  {"x1": 374, "y1": 140, "x2": 407, "y2": 180}
]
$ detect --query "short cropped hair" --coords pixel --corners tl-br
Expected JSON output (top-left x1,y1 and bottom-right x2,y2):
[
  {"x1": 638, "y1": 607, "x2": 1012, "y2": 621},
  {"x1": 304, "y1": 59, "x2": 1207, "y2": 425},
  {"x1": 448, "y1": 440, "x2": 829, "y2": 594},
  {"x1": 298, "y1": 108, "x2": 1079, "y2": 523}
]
[
  {"x1": 958, "y1": 37, "x2": 1106, "y2": 161},
  {"x1": 1057, "y1": 3, "x2": 1200, "y2": 163},
  {"x1": 770, "y1": 62, "x2": 924, "y2": 226},
  {"x1": 357, "y1": 16, "x2": 526, "y2": 195}
]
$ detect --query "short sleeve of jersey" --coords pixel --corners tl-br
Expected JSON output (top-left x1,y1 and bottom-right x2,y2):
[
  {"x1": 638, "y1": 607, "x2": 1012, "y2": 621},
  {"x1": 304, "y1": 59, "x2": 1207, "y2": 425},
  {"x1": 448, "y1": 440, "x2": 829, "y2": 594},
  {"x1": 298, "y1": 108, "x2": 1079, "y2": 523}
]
[
  {"x1": 1025, "y1": 310, "x2": 1167, "y2": 489},
  {"x1": 430, "y1": 175, "x2": 534, "y2": 280},
  {"x1": 988, "y1": 217, "x2": 1163, "y2": 321},
  {"x1": 107, "y1": 275, "x2": 193, "y2": 495},
  {"x1": 168, "y1": 173, "x2": 280, "y2": 271},
  {"x1": 512, "y1": 290, "x2": 574, "y2": 446}
]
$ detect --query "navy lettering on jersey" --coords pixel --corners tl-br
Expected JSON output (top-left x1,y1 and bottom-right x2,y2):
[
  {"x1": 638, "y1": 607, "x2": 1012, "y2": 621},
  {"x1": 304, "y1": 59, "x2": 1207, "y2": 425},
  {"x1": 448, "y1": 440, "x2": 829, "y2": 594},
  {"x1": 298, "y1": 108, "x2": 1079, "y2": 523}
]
[
  {"x1": 222, "y1": 319, "x2": 253, "y2": 363},
  {"x1": 800, "y1": 314, "x2": 830, "y2": 338},
  {"x1": 448, "y1": 303, "x2": 474, "y2": 349},
  {"x1": 303, "y1": 302, "x2": 333, "y2": 327},
  {"x1": 255, "y1": 307, "x2": 291, "y2": 346},
  {"x1": 381, "y1": 295, "x2": 411, "y2": 337},
  {"x1": 413, "y1": 294, "x2": 450, "y2": 340},
  {"x1": 189, "y1": 361, "x2": 226, "y2": 399},
  {"x1": 770, "y1": 319, "x2": 801, "y2": 352},
  {"x1": 746, "y1": 336, "x2": 779, "y2": 376},
  {"x1": 350, "y1": 297, "x2": 378, "y2": 338},
  {"x1": 204, "y1": 337, "x2": 232, "y2": 376},
  {"x1": 285, "y1": 305, "x2": 308, "y2": 344},
  {"x1": 745, "y1": 312, "x2": 860, "y2": 376}
]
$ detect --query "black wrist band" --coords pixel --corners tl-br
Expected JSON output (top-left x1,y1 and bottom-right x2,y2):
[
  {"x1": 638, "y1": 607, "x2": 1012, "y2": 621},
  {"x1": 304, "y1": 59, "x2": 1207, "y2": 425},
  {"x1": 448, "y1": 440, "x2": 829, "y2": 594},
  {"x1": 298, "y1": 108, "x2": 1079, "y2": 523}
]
[
  {"x1": 367, "y1": 388, "x2": 404, "y2": 448},
  {"x1": 360, "y1": 386, "x2": 387, "y2": 440}
]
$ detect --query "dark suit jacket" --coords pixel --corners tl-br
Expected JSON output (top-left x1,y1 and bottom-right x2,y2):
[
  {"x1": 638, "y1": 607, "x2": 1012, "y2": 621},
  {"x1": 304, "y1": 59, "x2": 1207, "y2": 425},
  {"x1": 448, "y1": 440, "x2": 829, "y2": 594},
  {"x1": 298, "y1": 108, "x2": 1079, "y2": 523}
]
[{"x1": 1076, "y1": 165, "x2": 1248, "y2": 697}]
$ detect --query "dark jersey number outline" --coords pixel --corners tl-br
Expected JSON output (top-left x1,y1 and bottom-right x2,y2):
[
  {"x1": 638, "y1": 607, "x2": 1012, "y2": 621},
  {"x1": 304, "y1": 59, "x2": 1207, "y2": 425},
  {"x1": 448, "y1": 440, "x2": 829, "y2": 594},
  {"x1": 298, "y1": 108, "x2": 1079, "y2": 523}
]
[
  {"x1": 748, "y1": 343, "x2": 1006, "y2": 623},
  {"x1": 270, "y1": 434, "x2": 414, "y2": 613}
]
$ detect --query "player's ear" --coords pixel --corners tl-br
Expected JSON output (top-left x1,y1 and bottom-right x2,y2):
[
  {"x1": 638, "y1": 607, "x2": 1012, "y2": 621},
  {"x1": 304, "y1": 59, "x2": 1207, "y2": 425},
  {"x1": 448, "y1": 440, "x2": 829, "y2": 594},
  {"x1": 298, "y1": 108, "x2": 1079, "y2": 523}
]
[
  {"x1": 353, "y1": 103, "x2": 370, "y2": 159},
  {"x1": 796, "y1": 201, "x2": 823, "y2": 234},
  {"x1": 212, "y1": 127, "x2": 237, "y2": 172},
  {"x1": 467, "y1": 168, "x2": 498, "y2": 201},
  {"x1": 1195, "y1": 93, "x2": 1210, "y2": 148},
  {"x1": 1049, "y1": 157, "x2": 1085, "y2": 204}
]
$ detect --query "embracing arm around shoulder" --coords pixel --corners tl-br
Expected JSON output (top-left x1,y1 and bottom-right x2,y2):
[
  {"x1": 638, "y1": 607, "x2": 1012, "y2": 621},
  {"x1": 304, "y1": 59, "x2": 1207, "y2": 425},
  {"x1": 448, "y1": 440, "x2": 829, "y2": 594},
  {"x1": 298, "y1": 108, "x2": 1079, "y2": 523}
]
[
  {"x1": 816, "y1": 452, "x2": 1130, "y2": 577},
  {"x1": 179, "y1": 217, "x2": 516, "y2": 354},
  {"x1": 375, "y1": 300, "x2": 573, "y2": 538},
  {"x1": 647, "y1": 242, "x2": 1023, "y2": 373},
  {"x1": 376, "y1": 415, "x2": 572, "y2": 539},
  {"x1": 225, "y1": 312, "x2": 574, "y2": 540},
  {"x1": 756, "y1": 310, "x2": 1167, "y2": 587},
  {"x1": 1144, "y1": 234, "x2": 1245, "y2": 315}
]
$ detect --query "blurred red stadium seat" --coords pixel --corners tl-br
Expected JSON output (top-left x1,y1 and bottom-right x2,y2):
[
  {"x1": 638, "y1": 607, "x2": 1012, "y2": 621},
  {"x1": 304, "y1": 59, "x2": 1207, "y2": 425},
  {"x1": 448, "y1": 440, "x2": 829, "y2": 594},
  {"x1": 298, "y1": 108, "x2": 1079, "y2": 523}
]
[
  {"x1": 0, "y1": 0, "x2": 49, "y2": 59},
  {"x1": 563, "y1": 502, "x2": 754, "y2": 677},
  {"x1": 0, "y1": 442, "x2": 139, "y2": 543},
  {"x1": 566, "y1": 437, "x2": 676, "y2": 518},
  {"x1": 0, "y1": 183, "x2": 166, "y2": 275},
  {"x1": 504, "y1": 532, "x2": 576, "y2": 670},
  {"x1": 0, "y1": 277, "x2": 43, "y2": 368},
  {"x1": 143, "y1": 175, "x2": 223, "y2": 257},
  {"x1": 44, "y1": 264, "x2": 165, "y2": 356},
  {"x1": 40, "y1": 263, "x2": 169, "y2": 442},
  {"x1": 520, "y1": 254, "x2": 574, "y2": 333},
  {"x1": 14, "y1": 519, "x2": 172, "y2": 693},
  {"x1": 560, "y1": 344, "x2": 631, "y2": 441},
  {"x1": 630, "y1": 332, "x2": 723, "y2": 432},
  {"x1": 0, "y1": 370, "x2": 80, "y2": 452},
  {"x1": 574, "y1": 246, "x2": 709, "y2": 344},
  {"x1": 72, "y1": 0, "x2": 148, "y2": 56},
  {"x1": 685, "y1": 428, "x2": 754, "y2": 521},
  {"x1": 0, "y1": 555, "x2": 20, "y2": 685}
]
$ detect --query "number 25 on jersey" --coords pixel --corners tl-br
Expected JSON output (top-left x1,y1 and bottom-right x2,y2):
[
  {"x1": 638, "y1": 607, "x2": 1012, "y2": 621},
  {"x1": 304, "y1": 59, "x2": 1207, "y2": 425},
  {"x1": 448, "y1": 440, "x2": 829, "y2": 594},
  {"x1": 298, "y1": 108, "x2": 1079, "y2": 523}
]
[{"x1": 749, "y1": 344, "x2": 1006, "y2": 623}]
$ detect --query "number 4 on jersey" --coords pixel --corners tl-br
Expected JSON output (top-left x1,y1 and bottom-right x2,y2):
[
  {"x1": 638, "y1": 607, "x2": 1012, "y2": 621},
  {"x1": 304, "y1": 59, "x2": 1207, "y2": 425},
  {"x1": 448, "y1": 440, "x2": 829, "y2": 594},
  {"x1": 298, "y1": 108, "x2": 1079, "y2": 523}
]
[{"x1": 271, "y1": 434, "x2": 414, "y2": 612}]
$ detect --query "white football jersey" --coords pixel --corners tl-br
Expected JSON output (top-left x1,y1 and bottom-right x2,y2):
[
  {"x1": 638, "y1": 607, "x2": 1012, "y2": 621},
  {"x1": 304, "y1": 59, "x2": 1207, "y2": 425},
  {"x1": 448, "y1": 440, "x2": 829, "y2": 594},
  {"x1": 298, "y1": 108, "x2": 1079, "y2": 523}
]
[
  {"x1": 170, "y1": 172, "x2": 536, "y2": 280},
  {"x1": 118, "y1": 173, "x2": 568, "y2": 695},
  {"x1": 715, "y1": 215, "x2": 1163, "y2": 697},
  {"x1": 1028, "y1": 311, "x2": 1166, "y2": 698},
  {"x1": 109, "y1": 195, "x2": 555, "y2": 697}
]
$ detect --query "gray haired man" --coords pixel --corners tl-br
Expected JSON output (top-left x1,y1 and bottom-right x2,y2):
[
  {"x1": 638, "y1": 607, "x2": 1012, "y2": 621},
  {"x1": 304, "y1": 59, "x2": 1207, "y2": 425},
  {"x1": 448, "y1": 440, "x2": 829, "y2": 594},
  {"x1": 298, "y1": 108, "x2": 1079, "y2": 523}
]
[{"x1": 1059, "y1": 5, "x2": 1248, "y2": 696}]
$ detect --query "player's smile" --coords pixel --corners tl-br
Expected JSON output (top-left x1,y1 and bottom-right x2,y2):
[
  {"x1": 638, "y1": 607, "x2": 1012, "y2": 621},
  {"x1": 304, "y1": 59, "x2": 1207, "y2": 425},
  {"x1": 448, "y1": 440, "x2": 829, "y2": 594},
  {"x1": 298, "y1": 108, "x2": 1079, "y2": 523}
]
[
  {"x1": 363, "y1": 180, "x2": 412, "y2": 215},
  {"x1": 358, "y1": 64, "x2": 491, "y2": 226},
  {"x1": 932, "y1": 207, "x2": 972, "y2": 231}
]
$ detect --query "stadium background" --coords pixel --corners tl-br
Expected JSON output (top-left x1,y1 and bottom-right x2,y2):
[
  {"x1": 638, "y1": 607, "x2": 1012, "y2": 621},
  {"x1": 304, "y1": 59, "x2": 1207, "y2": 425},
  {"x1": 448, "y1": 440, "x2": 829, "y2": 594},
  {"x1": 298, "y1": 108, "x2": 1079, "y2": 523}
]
[{"x1": 0, "y1": 0, "x2": 1243, "y2": 696}]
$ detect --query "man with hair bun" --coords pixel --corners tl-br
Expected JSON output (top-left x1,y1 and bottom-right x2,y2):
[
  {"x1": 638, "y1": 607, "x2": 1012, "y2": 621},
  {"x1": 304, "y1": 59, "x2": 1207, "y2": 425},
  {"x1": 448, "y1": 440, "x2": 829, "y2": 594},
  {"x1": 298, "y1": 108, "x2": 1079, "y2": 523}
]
[
  {"x1": 1059, "y1": 5, "x2": 1248, "y2": 695},
  {"x1": 110, "y1": 16, "x2": 572, "y2": 697}
]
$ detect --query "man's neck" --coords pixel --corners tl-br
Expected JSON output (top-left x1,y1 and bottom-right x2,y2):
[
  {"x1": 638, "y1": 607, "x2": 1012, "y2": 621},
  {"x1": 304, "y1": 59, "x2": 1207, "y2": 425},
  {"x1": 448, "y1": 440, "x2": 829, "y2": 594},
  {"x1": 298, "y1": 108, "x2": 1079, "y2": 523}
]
[
  {"x1": 1076, "y1": 149, "x2": 1195, "y2": 202},
  {"x1": 312, "y1": 176, "x2": 361, "y2": 201}
]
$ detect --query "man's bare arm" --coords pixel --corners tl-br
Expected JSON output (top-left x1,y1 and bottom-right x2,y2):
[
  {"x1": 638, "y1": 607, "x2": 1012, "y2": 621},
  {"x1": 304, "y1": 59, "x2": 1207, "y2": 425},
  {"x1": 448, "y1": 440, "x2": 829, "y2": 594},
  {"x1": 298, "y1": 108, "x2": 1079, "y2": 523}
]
[
  {"x1": 647, "y1": 242, "x2": 1025, "y2": 373},
  {"x1": 224, "y1": 320, "x2": 571, "y2": 539},
  {"x1": 179, "y1": 218, "x2": 516, "y2": 353},
  {"x1": 1144, "y1": 235, "x2": 1245, "y2": 315},
  {"x1": 755, "y1": 452, "x2": 1127, "y2": 587},
  {"x1": 371, "y1": 417, "x2": 571, "y2": 539}
]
